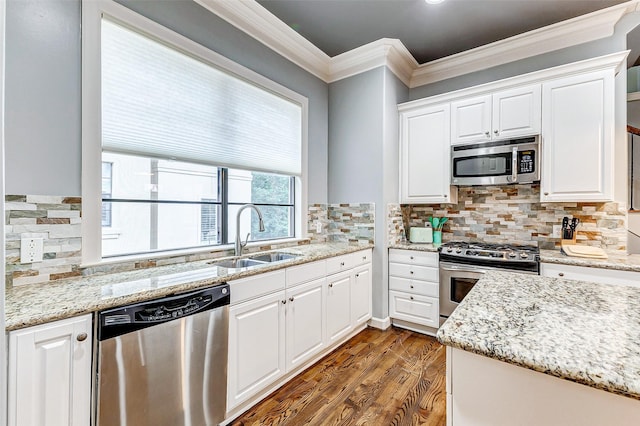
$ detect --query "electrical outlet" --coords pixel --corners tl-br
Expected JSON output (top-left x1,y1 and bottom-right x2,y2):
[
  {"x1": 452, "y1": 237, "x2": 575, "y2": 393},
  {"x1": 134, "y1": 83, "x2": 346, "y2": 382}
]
[
  {"x1": 316, "y1": 222, "x2": 322, "y2": 233},
  {"x1": 20, "y1": 237, "x2": 44, "y2": 263},
  {"x1": 552, "y1": 225, "x2": 561, "y2": 239}
]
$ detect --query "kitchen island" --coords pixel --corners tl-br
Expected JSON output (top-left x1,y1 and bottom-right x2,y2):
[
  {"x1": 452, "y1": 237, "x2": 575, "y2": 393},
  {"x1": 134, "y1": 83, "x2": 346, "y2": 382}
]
[{"x1": 437, "y1": 270, "x2": 640, "y2": 426}]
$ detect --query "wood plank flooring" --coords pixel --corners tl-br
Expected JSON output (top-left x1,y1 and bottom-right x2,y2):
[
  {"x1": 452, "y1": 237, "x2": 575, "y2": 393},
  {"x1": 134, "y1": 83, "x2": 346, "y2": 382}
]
[{"x1": 231, "y1": 327, "x2": 446, "y2": 426}]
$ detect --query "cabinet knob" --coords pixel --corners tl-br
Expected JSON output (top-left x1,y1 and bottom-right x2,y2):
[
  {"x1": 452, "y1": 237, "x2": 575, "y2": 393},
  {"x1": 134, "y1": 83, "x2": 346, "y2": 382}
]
[
  {"x1": 282, "y1": 300, "x2": 287, "y2": 304},
  {"x1": 485, "y1": 131, "x2": 490, "y2": 137},
  {"x1": 410, "y1": 285, "x2": 414, "y2": 289},
  {"x1": 76, "y1": 333, "x2": 88, "y2": 342},
  {"x1": 410, "y1": 256, "x2": 414, "y2": 260},
  {"x1": 558, "y1": 273, "x2": 564, "y2": 277},
  {"x1": 356, "y1": 273, "x2": 360, "y2": 278},
  {"x1": 494, "y1": 130, "x2": 499, "y2": 135},
  {"x1": 340, "y1": 262, "x2": 345, "y2": 266},
  {"x1": 410, "y1": 271, "x2": 414, "y2": 275},
  {"x1": 362, "y1": 256, "x2": 367, "y2": 261},
  {"x1": 544, "y1": 192, "x2": 549, "y2": 196},
  {"x1": 410, "y1": 296, "x2": 414, "y2": 300},
  {"x1": 329, "y1": 283, "x2": 333, "y2": 288},
  {"x1": 444, "y1": 194, "x2": 447, "y2": 198},
  {"x1": 289, "y1": 297, "x2": 294, "y2": 302}
]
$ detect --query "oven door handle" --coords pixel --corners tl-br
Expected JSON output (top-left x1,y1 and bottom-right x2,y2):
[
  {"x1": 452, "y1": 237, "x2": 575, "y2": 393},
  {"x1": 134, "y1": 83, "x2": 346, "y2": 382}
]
[{"x1": 439, "y1": 263, "x2": 491, "y2": 273}]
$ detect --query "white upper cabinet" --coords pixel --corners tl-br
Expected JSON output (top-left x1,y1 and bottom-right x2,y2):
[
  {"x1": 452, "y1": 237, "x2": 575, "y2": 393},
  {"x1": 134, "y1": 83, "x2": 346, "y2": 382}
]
[
  {"x1": 451, "y1": 94, "x2": 492, "y2": 144},
  {"x1": 399, "y1": 102, "x2": 457, "y2": 204},
  {"x1": 492, "y1": 85, "x2": 542, "y2": 139},
  {"x1": 541, "y1": 69, "x2": 614, "y2": 202},
  {"x1": 451, "y1": 85, "x2": 541, "y2": 145}
]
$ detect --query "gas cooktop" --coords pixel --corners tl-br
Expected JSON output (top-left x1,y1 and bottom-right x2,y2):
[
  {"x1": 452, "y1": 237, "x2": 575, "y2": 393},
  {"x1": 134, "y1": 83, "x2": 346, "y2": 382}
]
[{"x1": 438, "y1": 241, "x2": 540, "y2": 265}]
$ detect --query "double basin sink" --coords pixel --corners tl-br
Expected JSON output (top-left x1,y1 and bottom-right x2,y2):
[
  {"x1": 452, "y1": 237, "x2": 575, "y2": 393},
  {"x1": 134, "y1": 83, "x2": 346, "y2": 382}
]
[{"x1": 209, "y1": 251, "x2": 300, "y2": 271}]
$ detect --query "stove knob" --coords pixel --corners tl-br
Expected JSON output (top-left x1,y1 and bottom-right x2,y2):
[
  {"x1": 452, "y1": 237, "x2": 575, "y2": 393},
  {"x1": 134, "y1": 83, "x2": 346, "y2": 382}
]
[
  {"x1": 456, "y1": 248, "x2": 462, "y2": 254},
  {"x1": 447, "y1": 247, "x2": 453, "y2": 253},
  {"x1": 468, "y1": 250, "x2": 477, "y2": 256},
  {"x1": 520, "y1": 253, "x2": 529, "y2": 259},
  {"x1": 508, "y1": 252, "x2": 517, "y2": 258}
]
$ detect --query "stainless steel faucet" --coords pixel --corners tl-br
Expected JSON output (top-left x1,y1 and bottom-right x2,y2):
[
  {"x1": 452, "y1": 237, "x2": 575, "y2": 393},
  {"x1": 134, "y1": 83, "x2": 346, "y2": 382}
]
[{"x1": 235, "y1": 203, "x2": 265, "y2": 256}]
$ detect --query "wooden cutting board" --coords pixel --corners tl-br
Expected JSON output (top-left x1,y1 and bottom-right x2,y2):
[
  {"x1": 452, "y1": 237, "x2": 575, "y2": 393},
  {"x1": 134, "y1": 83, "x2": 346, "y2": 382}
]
[{"x1": 561, "y1": 244, "x2": 608, "y2": 259}]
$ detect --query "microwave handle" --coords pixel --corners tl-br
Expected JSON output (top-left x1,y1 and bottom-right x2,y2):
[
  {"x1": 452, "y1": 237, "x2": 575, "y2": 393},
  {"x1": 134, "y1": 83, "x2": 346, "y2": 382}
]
[{"x1": 511, "y1": 147, "x2": 518, "y2": 183}]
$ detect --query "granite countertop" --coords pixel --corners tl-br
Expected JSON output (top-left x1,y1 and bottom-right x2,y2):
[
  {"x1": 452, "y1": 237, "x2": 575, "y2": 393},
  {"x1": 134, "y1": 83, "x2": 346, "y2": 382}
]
[
  {"x1": 5, "y1": 242, "x2": 373, "y2": 332},
  {"x1": 388, "y1": 242, "x2": 440, "y2": 252},
  {"x1": 540, "y1": 249, "x2": 640, "y2": 272},
  {"x1": 437, "y1": 270, "x2": 640, "y2": 400}
]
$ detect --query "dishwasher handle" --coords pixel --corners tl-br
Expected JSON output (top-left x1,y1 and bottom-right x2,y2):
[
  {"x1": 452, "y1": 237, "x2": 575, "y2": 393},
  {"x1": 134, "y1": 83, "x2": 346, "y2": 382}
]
[{"x1": 98, "y1": 283, "x2": 230, "y2": 341}]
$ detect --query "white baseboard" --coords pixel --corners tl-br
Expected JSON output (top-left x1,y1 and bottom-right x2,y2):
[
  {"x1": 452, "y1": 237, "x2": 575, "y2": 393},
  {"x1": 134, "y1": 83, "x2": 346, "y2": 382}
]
[{"x1": 368, "y1": 316, "x2": 391, "y2": 330}]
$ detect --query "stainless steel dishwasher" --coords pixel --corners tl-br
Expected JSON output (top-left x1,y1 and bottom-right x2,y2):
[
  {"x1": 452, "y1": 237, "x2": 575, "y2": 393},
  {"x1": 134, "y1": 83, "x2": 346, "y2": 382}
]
[{"x1": 96, "y1": 283, "x2": 230, "y2": 426}]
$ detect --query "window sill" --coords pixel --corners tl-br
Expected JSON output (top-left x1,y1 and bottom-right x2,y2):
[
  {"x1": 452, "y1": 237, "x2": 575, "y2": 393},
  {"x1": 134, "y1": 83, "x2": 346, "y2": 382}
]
[{"x1": 81, "y1": 237, "x2": 311, "y2": 269}]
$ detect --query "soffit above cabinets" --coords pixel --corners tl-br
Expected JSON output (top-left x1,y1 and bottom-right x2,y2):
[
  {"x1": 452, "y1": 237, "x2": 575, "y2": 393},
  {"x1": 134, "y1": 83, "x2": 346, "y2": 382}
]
[{"x1": 194, "y1": 0, "x2": 640, "y2": 87}]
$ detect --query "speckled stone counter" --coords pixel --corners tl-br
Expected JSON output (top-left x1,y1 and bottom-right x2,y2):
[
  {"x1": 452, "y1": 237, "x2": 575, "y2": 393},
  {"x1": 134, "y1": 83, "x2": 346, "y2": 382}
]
[
  {"x1": 541, "y1": 249, "x2": 640, "y2": 272},
  {"x1": 388, "y1": 242, "x2": 440, "y2": 252},
  {"x1": 5, "y1": 243, "x2": 373, "y2": 331},
  {"x1": 437, "y1": 270, "x2": 640, "y2": 400}
]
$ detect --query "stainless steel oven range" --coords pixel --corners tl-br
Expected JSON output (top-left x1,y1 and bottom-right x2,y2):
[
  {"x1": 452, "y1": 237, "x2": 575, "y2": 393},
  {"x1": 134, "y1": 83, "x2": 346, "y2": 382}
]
[{"x1": 438, "y1": 242, "x2": 540, "y2": 322}]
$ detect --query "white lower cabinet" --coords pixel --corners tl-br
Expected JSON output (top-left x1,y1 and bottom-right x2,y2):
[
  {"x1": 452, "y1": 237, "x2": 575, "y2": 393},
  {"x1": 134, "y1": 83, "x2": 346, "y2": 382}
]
[
  {"x1": 227, "y1": 249, "x2": 373, "y2": 415},
  {"x1": 227, "y1": 290, "x2": 286, "y2": 410},
  {"x1": 8, "y1": 314, "x2": 92, "y2": 426},
  {"x1": 389, "y1": 249, "x2": 440, "y2": 334},
  {"x1": 286, "y1": 278, "x2": 325, "y2": 370},
  {"x1": 540, "y1": 263, "x2": 640, "y2": 288},
  {"x1": 352, "y1": 264, "x2": 372, "y2": 326},
  {"x1": 326, "y1": 271, "x2": 352, "y2": 345}
]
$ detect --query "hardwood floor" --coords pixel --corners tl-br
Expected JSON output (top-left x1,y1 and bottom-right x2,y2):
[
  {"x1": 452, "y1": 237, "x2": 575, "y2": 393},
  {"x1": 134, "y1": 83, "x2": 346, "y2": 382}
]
[{"x1": 231, "y1": 327, "x2": 446, "y2": 426}]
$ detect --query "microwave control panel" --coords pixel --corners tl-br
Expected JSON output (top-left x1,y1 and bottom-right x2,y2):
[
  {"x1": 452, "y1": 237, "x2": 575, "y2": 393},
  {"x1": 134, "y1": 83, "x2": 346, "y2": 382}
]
[{"x1": 518, "y1": 151, "x2": 535, "y2": 173}]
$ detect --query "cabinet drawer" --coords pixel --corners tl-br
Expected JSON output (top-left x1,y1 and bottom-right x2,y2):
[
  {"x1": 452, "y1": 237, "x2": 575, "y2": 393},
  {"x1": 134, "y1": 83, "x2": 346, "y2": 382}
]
[
  {"x1": 540, "y1": 263, "x2": 640, "y2": 288},
  {"x1": 389, "y1": 263, "x2": 438, "y2": 282},
  {"x1": 389, "y1": 249, "x2": 438, "y2": 267},
  {"x1": 326, "y1": 253, "x2": 355, "y2": 275},
  {"x1": 230, "y1": 270, "x2": 286, "y2": 304},
  {"x1": 389, "y1": 276, "x2": 438, "y2": 298},
  {"x1": 352, "y1": 249, "x2": 372, "y2": 267},
  {"x1": 389, "y1": 290, "x2": 439, "y2": 329},
  {"x1": 286, "y1": 260, "x2": 326, "y2": 288}
]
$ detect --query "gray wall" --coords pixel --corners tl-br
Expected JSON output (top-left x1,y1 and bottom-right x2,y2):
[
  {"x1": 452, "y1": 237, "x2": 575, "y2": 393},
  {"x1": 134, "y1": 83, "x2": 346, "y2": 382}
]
[
  {"x1": 5, "y1": 0, "x2": 329, "y2": 203},
  {"x1": 328, "y1": 66, "x2": 408, "y2": 319}
]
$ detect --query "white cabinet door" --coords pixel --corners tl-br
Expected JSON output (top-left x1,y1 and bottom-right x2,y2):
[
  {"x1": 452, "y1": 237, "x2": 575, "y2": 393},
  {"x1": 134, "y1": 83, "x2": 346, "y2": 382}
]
[
  {"x1": 399, "y1": 102, "x2": 456, "y2": 204},
  {"x1": 351, "y1": 264, "x2": 372, "y2": 326},
  {"x1": 451, "y1": 94, "x2": 492, "y2": 144},
  {"x1": 389, "y1": 290, "x2": 439, "y2": 328},
  {"x1": 492, "y1": 84, "x2": 541, "y2": 140},
  {"x1": 541, "y1": 70, "x2": 614, "y2": 202},
  {"x1": 286, "y1": 278, "x2": 325, "y2": 371},
  {"x1": 325, "y1": 271, "x2": 352, "y2": 345},
  {"x1": 227, "y1": 291, "x2": 286, "y2": 410},
  {"x1": 8, "y1": 314, "x2": 92, "y2": 426}
]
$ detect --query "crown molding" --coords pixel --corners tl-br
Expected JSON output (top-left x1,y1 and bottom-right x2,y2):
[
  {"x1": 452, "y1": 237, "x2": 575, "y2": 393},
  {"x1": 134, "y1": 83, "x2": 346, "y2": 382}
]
[
  {"x1": 194, "y1": 0, "x2": 331, "y2": 81},
  {"x1": 195, "y1": 0, "x2": 639, "y2": 88},
  {"x1": 410, "y1": 1, "x2": 640, "y2": 88},
  {"x1": 328, "y1": 38, "x2": 417, "y2": 86}
]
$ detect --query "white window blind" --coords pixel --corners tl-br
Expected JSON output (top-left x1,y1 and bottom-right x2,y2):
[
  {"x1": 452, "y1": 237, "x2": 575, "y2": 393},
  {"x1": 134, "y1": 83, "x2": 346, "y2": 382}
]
[{"x1": 101, "y1": 18, "x2": 302, "y2": 176}]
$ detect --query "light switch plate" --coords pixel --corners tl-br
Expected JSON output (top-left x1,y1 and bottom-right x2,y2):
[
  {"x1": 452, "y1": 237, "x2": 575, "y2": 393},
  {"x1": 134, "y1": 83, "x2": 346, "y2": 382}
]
[{"x1": 20, "y1": 237, "x2": 44, "y2": 263}]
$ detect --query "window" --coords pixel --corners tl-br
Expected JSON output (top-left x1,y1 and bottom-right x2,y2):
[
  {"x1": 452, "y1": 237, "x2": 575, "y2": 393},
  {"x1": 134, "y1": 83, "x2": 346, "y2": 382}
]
[
  {"x1": 83, "y1": 4, "x2": 307, "y2": 262},
  {"x1": 101, "y1": 162, "x2": 113, "y2": 227}
]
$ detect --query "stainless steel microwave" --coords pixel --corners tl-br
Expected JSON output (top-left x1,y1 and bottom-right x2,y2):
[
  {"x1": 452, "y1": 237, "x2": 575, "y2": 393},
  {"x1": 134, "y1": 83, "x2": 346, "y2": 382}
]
[{"x1": 451, "y1": 136, "x2": 540, "y2": 186}]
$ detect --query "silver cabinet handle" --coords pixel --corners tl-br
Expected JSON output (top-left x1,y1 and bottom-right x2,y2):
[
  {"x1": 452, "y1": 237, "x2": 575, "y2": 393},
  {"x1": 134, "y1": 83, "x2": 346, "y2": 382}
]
[
  {"x1": 558, "y1": 273, "x2": 564, "y2": 277},
  {"x1": 77, "y1": 333, "x2": 88, "y2": 342},
  {"x1": 289, "y1": 297, "x2": 294, "y2": 302}
]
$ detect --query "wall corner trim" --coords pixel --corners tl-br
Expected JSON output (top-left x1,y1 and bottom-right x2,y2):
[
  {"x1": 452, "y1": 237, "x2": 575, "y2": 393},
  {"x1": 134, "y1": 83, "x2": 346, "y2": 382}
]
[
  {"x1": 368, "y1": 316, "x2": 392, "y2": 330},
  {"x1": 194, "y1": 0, "x2": 638, "y2": 87}
]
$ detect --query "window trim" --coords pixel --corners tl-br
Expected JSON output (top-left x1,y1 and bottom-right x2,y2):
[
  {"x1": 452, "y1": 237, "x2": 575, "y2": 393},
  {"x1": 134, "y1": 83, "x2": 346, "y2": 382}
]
[{"x1": 82, "y1": 0, "x2": 308, "y2": 265}]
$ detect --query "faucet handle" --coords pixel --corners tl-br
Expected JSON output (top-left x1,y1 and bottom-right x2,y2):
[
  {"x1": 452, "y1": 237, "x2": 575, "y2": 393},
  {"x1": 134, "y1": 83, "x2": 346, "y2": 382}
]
[{"x1": 240, "y1": 233, "x2": 251, "y2": 249}]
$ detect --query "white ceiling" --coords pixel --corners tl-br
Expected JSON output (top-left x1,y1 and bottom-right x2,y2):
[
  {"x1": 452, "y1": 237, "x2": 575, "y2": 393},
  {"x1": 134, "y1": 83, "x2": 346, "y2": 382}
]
[{"x1": 257, "y1": 0, "x2": 628, "y2": 64}]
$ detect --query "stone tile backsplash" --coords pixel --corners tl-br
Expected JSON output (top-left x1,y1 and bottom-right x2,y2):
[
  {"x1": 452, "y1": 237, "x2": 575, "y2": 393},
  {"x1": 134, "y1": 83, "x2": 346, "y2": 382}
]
[
  {"x1": 391, "y1": 184, "x2": 627, "y2": 250},
  {"x1": 308, "y1": 203, "x2": 375, "y2": 245},
  {"x1": 6, "y1": 195, "x2": 83, "y2": 286}
]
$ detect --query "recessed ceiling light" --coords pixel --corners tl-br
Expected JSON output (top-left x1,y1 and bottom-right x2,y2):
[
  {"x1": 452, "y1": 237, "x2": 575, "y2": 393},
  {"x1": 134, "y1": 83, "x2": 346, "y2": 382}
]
[{"x1": 425, "y1": 0, "x2": 446, "y2": 4}]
